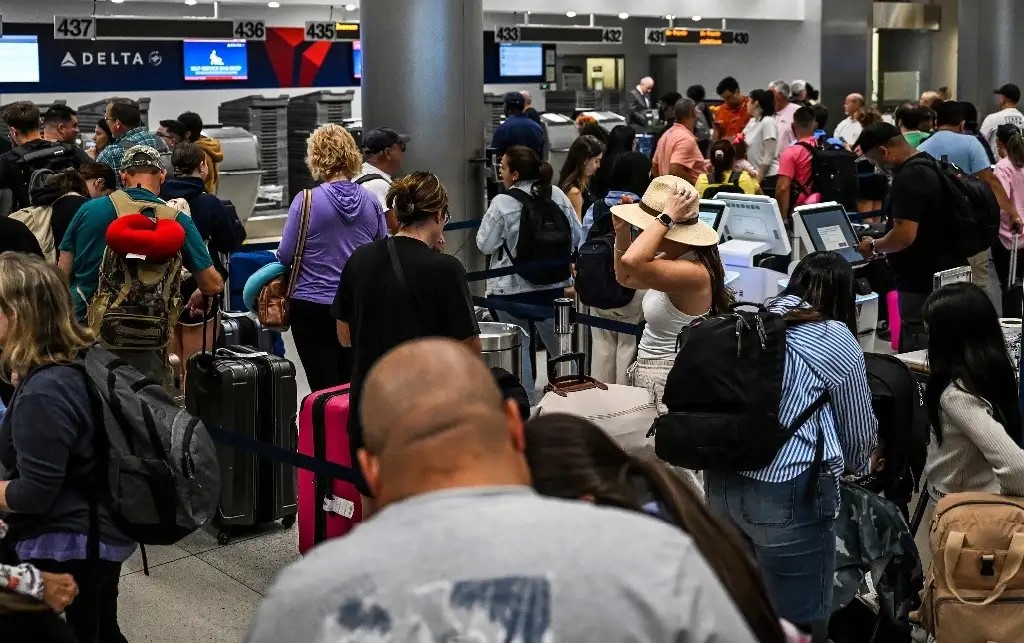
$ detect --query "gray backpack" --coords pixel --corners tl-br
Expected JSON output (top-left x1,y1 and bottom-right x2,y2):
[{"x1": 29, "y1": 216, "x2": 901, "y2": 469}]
[{"x1": 73, "y1": 346, "x2": 221, "y2": 545}]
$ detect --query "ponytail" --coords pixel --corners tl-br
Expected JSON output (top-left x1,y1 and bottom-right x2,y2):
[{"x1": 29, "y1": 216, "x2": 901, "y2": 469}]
[
  {"x1": 708, "y1": 140, "x2": 735, "y2": 184},
  {"x1": 627, "y1": 457, "x2": 785, "y2": 643},
  {"x1": 1008, "y1": 132, "x2": 1024, "y2": 170},
  {"x1": 536, "y1": 162, "x2": 554, "y2": 200}
]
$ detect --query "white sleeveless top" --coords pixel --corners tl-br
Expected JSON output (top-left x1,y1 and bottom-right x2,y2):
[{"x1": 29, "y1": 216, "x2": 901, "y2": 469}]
[{"x1": 637, "y1": 289, "x2": 707, "y2": 360}]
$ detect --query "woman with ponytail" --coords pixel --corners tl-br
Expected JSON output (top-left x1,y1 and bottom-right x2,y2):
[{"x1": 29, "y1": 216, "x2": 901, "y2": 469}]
[
  {"x1": 477, "y1": 145, "x2": 583, "y2": 401},
  {"x1": 695, "y1": 140, "x2": 759, "y2": 197},
  {"x1": 334, "y1": 171, "x2": 481, "y2": 498},
  {"x1": 993, "y1": 123, "x2": 1024, "y2": 290},
  {"x1": 523, "y1": 413, "x2": 794, "y2": 643}
]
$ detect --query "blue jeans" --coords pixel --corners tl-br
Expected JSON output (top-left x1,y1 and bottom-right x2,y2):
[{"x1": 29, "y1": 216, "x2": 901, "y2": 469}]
[
  {"x1": 494, "y1": 310, "x2": 557, "y2": 403},
  {"x1": 705, "y1": 468, "x2": 839, "y2": 630}
]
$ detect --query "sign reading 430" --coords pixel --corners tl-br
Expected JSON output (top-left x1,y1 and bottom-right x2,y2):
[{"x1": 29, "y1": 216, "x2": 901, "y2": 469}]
[{"x1": 54, "y1": 16, "x2": 95, "y2": 40}]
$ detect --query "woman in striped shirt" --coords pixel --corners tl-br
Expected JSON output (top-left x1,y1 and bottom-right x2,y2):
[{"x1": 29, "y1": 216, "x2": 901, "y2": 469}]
[{"x1": 705, "y1": 252, "x2": 877, "y2": 633}]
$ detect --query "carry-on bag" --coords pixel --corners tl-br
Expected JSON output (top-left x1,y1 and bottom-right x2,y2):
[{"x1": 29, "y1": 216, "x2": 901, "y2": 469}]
[
  {"x1": 1004, "y1": 233, "x2": 1022, "y2": 318},
  {"x1": 297, "y1": 385, "x2": 362, "y2": 554},
  {"x1": 535, "y1": 353, "x2": 658, "y2": 457},
  {"x1": 185, "y1": 337, "x2": 298, "y2": 544},
  {"x1": 919, "y1": 492, "x2": 1024, "y2": 643},
  {"x1": 219, "y1": 311, "x2": 274, "y2": 353}
]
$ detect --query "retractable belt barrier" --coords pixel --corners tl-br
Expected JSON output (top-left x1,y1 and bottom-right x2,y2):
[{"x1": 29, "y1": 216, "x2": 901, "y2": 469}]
[
  {"x1": 205, "y1": 425, "x2": 362, "y2": 484},
  {"x1": 473, "y1": 295, "x2": 644, "y2": 337}
]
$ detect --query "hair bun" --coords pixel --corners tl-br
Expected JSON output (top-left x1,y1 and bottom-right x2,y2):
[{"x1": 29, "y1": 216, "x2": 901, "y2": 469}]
[{"x1": 713, "y1": 150, "x2": 725, "y2": 161}]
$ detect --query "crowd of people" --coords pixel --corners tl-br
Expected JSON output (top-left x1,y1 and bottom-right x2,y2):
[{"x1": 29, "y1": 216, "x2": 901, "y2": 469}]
[{"x1": 0, "y1": 74, "x2": 1022, "y2": 643}]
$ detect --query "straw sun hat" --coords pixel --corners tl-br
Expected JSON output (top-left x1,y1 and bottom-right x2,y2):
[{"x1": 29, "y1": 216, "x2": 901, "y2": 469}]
[{"x1": 610, "y1": 175, "x2": 719, "y2": 247}]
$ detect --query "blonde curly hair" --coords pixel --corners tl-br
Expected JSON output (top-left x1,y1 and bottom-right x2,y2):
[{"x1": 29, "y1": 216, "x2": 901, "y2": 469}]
[{"x1": 306, "y1": 123, "x2": 363, "y2": 181}]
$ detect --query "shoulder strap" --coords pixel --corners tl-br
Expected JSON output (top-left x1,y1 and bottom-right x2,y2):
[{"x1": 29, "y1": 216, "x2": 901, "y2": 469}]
[
  {"x1": 386, "y1": 236, "x2": 424, "y2": 335},
  {"x1": 285, "y1": 189, "x2": 313, "y2": 298},
  {"x1": 354, "y1": 173, "x2": 386, "y2": 186},
  {"x1": 728, "y1": 170, "x2": 742, "y2": 186},
  {"x1": 500, "y1": 188, "x2": 534, "y2": 261},
  {"x1": 108, "y1": 190, "x2": 180, "y2": 221}
]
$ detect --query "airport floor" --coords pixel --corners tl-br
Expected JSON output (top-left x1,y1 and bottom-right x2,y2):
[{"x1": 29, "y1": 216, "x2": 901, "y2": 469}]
[{"x1": 119, "y1": 329, "x2": 896, "y2": 642}]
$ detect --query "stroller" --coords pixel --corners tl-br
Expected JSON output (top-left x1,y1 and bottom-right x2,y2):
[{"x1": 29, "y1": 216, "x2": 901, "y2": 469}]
[{"x1": 828, "y1": 354, "x2": 929, "y2": 642}]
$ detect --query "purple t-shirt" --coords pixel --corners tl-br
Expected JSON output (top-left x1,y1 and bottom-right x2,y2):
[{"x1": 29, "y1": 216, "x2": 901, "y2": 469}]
[{"x1": 278, "y1": 181, "x2": 386, "y2": 305}]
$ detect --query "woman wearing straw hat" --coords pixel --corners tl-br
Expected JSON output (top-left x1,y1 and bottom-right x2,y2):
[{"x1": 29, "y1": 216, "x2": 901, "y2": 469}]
[{"x1": 612, "y1": 175, "x2": 731, "y2": 411}]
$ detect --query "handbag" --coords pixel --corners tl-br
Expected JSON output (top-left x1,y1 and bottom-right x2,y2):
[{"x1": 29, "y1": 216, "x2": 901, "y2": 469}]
[{"x1": 257, "y1": 189, "x2": 312, "y2": 331}]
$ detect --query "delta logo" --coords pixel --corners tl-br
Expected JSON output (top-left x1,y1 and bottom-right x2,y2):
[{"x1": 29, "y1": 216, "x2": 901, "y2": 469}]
[{"x1": 60, "y1": 50, "x2": 163, "y2": 67}]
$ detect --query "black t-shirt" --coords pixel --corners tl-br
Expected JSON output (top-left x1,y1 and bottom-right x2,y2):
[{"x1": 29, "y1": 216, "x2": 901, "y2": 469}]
[
  {"x1": 333, "y1": 236, "x2": 479, "y2": 452},
  {"x1": 51, "y1": 193, "x2": 88, "y2": 256},
  {"x1": 884, "y1": 153, "x2": 967, "y2": 293}
]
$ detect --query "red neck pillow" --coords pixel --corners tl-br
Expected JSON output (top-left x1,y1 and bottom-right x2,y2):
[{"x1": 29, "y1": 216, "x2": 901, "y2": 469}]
[{"x1": 105, "y1": 213, "x2": 186, "y2": 262}]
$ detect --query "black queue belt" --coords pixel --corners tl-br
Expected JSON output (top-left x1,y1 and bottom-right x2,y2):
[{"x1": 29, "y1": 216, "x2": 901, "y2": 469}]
[
  {"x1": 473, "y1": 295, "x2": 644, "y2": 337},
  {"x1": 205, "y1": 425, "x2": 362, "y2": 484}
]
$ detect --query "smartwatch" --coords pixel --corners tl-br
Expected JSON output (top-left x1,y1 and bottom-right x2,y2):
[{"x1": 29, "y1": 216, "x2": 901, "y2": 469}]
[{"x1": 657, "y1": 213, "x2": 674, "y2": 228}]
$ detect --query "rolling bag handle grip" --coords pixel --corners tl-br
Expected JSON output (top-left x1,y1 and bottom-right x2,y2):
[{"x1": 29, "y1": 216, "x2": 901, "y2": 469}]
[{"x1": 1011, "y1": 233, "x2": 1020, "y2": 288}]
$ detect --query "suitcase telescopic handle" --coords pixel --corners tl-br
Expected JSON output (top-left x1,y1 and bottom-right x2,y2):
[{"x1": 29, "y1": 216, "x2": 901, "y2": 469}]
[{"x1": 1011, "y1": 233, "x2": 1021, "y2": 288}]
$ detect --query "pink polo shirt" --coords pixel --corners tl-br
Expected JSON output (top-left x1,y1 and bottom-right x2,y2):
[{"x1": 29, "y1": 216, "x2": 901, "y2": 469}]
[
  {"x1": 994, "y1": 157, "x2": 1024, "y2": 250},
  {"x1": 653, "y1": 123, "x2": 705, "y2": 180}
]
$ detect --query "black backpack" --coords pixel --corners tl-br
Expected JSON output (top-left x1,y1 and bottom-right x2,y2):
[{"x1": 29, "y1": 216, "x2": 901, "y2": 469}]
[
  {"x1": 5, "y1": 143, "x2": 78, "y2": 213},
  {"x1": 702, "y1": 170, "x2": 744, "y2": 199},
  {"x1": 905, "y1": 154, "x2": 999, "y2": 258},
  {"x1": 502, "y1": 187, "x2": 572, "y2": 286},
  {"x1": 854, "y1": 353, "x2": 929, "y2": 519},
  {"x1": 651, "y1": 304, "x2": 831, "y2": 474},
  {"x1": 575, "y1": 201, "x2": 635, "y2": 310},
  {"x1": 795, "y1": 141, "x2": 859, "y2": 211}
]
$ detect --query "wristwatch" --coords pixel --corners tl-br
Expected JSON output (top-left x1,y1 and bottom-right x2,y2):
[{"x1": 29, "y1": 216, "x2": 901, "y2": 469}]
[{"x1": 657, "y1": 212, "x2": 674, "y2": 228}]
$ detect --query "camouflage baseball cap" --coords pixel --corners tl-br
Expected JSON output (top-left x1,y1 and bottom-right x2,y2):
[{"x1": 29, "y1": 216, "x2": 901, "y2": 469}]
[{"x1": 122, "y1": 145, "x2": 163, "y2": 170}]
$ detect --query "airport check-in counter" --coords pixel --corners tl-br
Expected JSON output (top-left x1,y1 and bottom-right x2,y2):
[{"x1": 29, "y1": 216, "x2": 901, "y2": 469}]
[
  {"x1": 543, "y1": 113, "x2": 577, "y2": 169},
  {"x1": 579, "y1": 110, "x2": 627, "y2": 134}
]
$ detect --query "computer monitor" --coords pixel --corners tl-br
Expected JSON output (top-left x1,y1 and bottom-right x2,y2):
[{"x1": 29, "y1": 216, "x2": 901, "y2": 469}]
[
  {"x1": 793, "y1": 201, "x2": 866, "y2": 268},
  {"x1": 717, "y1": 193, "x2": 791, "y2": 256},
  {"x1": 698, "y1": 199, "x2": 727, "y2": 234}
]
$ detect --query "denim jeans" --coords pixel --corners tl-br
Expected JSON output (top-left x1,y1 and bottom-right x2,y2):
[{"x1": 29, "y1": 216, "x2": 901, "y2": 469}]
[
  {"x1": 494, "y1": 310, "x2": 557, "y2": 403},
  {"x1": 705, "y1": 468, "x2": 839, "y2": 630}
]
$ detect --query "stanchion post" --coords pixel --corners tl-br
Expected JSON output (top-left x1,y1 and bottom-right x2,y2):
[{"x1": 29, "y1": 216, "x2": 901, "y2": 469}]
[
  {"x1": 574, "y1": 294, "x2": 591, "y2": 376},
  {"x1": 554, "y1": 298, "x2": 575, "y2": 377}
]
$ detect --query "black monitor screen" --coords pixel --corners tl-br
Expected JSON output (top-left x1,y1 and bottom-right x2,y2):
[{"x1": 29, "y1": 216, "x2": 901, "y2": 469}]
[
  {"x1": 799, "y1": 204, "x2": 864, "y2": 267},
  {"x1": 698, "y1": 200, "x2": 726, "y2": 232}
]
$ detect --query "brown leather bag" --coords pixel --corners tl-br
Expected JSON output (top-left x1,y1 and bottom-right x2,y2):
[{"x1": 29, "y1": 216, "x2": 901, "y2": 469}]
[
  {"x1": 257, "y1": 189, "x2": 312, "y2": 331},
  {"x1": 920, "y1": 492, "x2": 1024, "y2": 643}
]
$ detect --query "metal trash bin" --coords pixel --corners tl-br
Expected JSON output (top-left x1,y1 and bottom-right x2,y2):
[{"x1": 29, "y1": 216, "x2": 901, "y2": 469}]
[{"x1": 479, "y1": 322, "x2": 522, "y2": 382}]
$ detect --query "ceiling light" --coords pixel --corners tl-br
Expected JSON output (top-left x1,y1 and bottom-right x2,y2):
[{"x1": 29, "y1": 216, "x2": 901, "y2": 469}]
[
  {"x1": 618, "y1": 12, "x2": 629, "y2": 20},
  {"x1": 566, "y1": 11, "x2": 577, "y2": 18},
  {"x1": 692, "y1": 15, "x2": 702, "y2": 21},
  {"x1": 267, "y1": 1, "x2": 280, "y2": 6},
  {"x1": 185, "y1": 0, "x2": 197, "y2": 5},
  {"x1": 344, "y1": 3, "x2": 356, "y2": 9},
  {"x1": 110, "y1": 0, "x2": 125, "y2": 4}
]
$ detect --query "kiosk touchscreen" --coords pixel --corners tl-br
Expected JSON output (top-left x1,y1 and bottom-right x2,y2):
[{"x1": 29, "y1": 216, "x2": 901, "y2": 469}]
[
  {"x1": 717, "y1": 193, "x2": 791, "y2": 257},
  {"x1": 792, "y1": 202, "x2": 867, "y2": 268},
  {"x1": 698, "y1": 199, "x2": 727, "y2": 235}
]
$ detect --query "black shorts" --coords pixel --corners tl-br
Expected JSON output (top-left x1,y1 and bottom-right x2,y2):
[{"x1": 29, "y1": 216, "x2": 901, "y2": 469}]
[{"x1": 177, "y1": 276, "x2": 218, "y2": 326}]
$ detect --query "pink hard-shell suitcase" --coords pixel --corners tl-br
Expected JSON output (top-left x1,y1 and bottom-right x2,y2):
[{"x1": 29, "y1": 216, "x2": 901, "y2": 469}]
[{"x1": 297, "y1": 384, "x2": 362, "y2": 554}]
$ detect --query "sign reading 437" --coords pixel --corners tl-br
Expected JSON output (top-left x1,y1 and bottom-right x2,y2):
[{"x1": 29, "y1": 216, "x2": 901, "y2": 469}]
[{"x1": 54, "y1": 16, "x2": 95, "y2": 40}]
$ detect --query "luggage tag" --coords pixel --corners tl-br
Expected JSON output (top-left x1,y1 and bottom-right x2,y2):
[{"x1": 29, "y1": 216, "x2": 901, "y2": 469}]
[{"x1": 322, "y1": 495, "x2": 356, "y2": 519}]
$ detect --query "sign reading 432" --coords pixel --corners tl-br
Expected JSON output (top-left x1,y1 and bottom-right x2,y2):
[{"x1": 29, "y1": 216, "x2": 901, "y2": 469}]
[
  {"x1": 54, "y1": 16, "x2": 95, "y2": 40},
  {"x1": 601, "y1": 27, "x2": 623, "y2": 43}
]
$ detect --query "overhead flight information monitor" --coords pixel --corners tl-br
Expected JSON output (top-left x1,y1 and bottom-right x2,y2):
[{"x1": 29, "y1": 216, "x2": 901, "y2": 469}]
[
  {"x1": 499, "y1": 43, "x2": 543, "y2": 77},
  {"x1": 645, "y1": 28, "x2": 750, "y2": 45},
  {"x1": 0, "y1": 35, "x2": 40, "y2": 83}
]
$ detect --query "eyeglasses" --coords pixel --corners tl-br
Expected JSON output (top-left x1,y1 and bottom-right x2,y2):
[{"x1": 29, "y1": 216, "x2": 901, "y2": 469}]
[{"x1": 397, "y1": 141, "x2": 407, "y2": 153}]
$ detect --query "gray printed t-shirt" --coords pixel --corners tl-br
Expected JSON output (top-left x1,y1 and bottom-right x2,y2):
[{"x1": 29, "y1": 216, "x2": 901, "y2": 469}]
[{"x1": 245, "y1": 486, "x2": 755, "y2": 643}]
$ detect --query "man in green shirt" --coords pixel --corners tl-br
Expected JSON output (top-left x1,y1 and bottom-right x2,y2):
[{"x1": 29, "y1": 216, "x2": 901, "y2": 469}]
[
  {"x1": 58, "y1": 145, "x2": 223, "y2": 381},
  {"x1": 896, "y1": 103, "x2": 933, "y2": 148}
]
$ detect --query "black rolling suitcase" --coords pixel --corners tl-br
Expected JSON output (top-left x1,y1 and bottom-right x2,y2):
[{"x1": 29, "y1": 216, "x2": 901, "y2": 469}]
[
  {"x1": 219, "y1": 311, "x2": 274, "y2": 353},
  {"x1": 186, "y1": 343, "x2": 298, "y2": 544},
  {"x1": 1003, "y1": 234, "x2": 1023, "y2": 318}
]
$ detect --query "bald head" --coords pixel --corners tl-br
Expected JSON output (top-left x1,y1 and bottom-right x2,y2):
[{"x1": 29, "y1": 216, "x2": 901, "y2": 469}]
[
  {"x1": 844, "y1": 93, "x2": 865, "y2": 117},
  {"x1": 520, "y1": 90, "x2": 532, "y2": 108},
  {"x1": 359, "y1": 339, "x2": 528, "y2": 504}
]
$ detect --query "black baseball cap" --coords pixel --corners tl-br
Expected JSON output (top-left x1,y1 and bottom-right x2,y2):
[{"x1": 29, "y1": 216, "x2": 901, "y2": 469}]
[
  {"x1": 855, "y1": 122, "x2": 903, "y2": 155},
  {"x1": 361, "y1": 127, "x2": 410, "y2": 154},
  {"x1": 504, "y1": 91, "x2": 526, "y2": 110},
  {"x1": 995, "y1": 84, "x2": 1022, "y2": 103}
]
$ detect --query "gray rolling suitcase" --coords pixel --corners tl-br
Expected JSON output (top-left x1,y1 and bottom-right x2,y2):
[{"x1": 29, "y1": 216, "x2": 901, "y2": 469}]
[{"x1": 186, "y1": 343, "x2": 298, "y2": 544}]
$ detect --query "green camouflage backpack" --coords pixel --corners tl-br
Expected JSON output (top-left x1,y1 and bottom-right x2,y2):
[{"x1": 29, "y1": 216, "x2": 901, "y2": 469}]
[{"x1": 87, "y1": 190, "x2": 184, "y2": 351}]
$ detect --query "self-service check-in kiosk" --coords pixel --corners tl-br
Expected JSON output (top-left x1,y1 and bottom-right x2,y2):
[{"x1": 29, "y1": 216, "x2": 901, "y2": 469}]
[
  {"x1": 716, "y1": 193, "x2": 792, "y2": 302},
  {"x1": 789, "y1": 201, "x2": 879, "y2": 348}
]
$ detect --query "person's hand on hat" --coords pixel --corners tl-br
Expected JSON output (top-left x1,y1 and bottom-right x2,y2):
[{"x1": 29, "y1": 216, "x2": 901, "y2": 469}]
[{"x1": 664, "y1": 189, "x2": 699, "y2": 224}]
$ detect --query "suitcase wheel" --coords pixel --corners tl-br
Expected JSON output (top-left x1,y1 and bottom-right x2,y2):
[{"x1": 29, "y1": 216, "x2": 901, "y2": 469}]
[
  {"x1": 217, "y1": 530, "x2": 232, "y2": 546},
  {"x1": 281, "y1": 514, "x2": 296, "y2": 529}
]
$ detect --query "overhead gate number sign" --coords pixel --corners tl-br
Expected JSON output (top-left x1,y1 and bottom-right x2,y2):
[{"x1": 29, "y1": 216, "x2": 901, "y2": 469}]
[
  {"x1": 494, "y1": 25, "x2": 623, "y2": 44},
  {"x1": 645, "y1": 28, "x2": 750, "y2": 45},
  {"x1": 304, "y1": 21, "x2": 360, "y2": 41},
  {"x1": 54, "y1": 16, "x2": 267, "y2": 41}
]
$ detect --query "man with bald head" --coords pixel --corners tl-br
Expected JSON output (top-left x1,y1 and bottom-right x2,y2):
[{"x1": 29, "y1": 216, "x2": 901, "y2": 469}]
[
  {"x1": 628, "y1": 76, "x2": 656, "y2": 127},
  {"x1": 834, "y1": 93, "x2": 866, "y2": 146},
  {"x1": 247, "y1": 339, "x2": 755, "y2": 643}
]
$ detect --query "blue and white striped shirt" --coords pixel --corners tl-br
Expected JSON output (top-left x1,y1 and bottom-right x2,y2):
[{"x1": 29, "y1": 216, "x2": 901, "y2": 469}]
[{"x1": 741, "y1": 296, "x2": 878, "y2": 483}]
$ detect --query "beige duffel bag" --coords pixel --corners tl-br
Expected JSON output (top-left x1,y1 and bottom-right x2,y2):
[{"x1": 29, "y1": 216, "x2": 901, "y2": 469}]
[{"x1": 919, "y1": 492, "x2": 1024, "y2": 643}]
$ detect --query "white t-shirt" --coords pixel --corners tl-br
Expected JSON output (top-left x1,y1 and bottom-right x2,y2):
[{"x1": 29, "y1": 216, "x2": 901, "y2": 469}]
[
  {"x1": 980, "y1": 107, "x2": 1024, "y2": 155},
  {"x1": 834, "y1": 116, "x2": 863, "y2": 147},
  {"x1": 775, "y1": 102, "x2": 800, "y2": 150},
  {"x1": 742, "y1": 115, "x2": 779, "y2": 177},
  {"x1": 352, "y1": 161, "x2": 393, "y2": 212}
]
